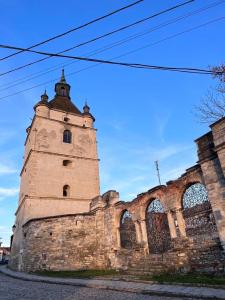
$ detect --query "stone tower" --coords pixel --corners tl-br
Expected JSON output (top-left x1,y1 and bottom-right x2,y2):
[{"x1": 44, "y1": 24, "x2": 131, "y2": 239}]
[{"x1": 11, "y1": 71, "x2": 100, "y2": 269}]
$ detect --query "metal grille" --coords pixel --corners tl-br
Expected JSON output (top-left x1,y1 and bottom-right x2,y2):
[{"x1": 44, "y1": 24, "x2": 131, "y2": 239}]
[
  {"x1": 120, "y1": 211, "x2": 137, "y2": 249},
  {"x1": 146, "y1": 199, "x2": 171, "y2": 254},
  {"x1": 182, "y1": 183, "x2": 217, "y2": 236},
  {"x1": 148, "y1": 199, "x2": 164, "y2": 213}
]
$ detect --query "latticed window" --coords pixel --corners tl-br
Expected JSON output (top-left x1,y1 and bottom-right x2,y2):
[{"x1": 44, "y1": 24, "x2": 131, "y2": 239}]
[
  {"x1": 146, "y1": 199, "x2": 171, "y2": 254},
  {"x1": 120, "y1": 210, "x2": 137, "y2": 249},
  {"x1": 63, "y1": 130, "x2": 72, "y2": 144},
  {"x1": 148, "y1": 199, "x2": 164, "y2": 213},
  {"x1": 182, "y1": 183, "x2": 216, "y2": 237}
]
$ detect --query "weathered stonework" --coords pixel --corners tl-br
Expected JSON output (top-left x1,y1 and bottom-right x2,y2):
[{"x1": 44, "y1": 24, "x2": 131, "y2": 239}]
[
  {"x1": 10, "y1": 73, "x2": 100, "y2": 271},
  {"x1": 21, "y1": 213, "x2": 108, "y2": 272},
  {"x1": 10, "y1": 74, "x2": 225, "y2": 274}
]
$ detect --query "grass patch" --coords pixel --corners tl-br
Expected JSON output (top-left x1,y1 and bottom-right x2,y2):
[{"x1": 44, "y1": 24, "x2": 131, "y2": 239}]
[
  {"x1": 140, "y1": 273, "x2": 225, "y2": 286},
  {"x1": 34, "y1": 270, "x2": 225, "y2": 286},
  {"x1": 35, "y1": 269, "x2": 122, "y2": 279}
]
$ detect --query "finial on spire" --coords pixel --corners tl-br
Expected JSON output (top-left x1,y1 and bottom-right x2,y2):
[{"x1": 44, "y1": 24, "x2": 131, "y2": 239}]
[
  {"x1": 41, "y1": 89, "x2": 48, "y2": 101},
  {"x1": 83, "y1": 100, "x2": 90, "y2": 114},
  {"x1": 55, "y1": 70, "x2": 71, "y2": 97},
  {"x1": 60, "y1": 68, "x2": 66, "y2": 83}
]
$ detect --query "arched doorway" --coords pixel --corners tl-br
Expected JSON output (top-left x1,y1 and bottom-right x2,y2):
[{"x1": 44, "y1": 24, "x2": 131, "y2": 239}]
[
  {"x1": 146, "y1": 199, "x2": 171, "y2": 254},
  {"x1": 182, "y1": 183, "x2": 217, "y2": 237},
  {"x1": 120, "y1": 210, "x2": 137, "y2": 249}
]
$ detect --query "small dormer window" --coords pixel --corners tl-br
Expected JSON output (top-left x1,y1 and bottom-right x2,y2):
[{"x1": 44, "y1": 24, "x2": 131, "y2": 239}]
[{"x1": 63, "y1": 130, "x2": 72, "y2": 144}]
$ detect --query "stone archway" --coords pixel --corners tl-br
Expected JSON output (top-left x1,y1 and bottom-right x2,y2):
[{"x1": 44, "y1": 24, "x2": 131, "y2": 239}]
[
  {"x1": 120, "y1": 210, "x2": 137, "y2": 249},
  {"x1": 182, "y1": 183, "x2": 217, "y2": 237},
  {"x1": 146, "y1": 199, "x2": 171, "y2": 254}
]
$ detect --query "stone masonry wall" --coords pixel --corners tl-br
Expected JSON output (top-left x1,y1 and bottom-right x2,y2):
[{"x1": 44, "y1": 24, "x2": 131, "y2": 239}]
[
  {"x1": 17, "y1": 187, "x2": 225, "y2": 274},
  {"x1": 21, "y1": 213, "x2": 108, "y2": 272}
]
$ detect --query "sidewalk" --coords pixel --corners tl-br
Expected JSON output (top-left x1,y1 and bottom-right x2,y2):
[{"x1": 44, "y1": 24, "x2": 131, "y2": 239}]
[{"x1": 1, "y1": 265, "x2": 225, "y2": 299}]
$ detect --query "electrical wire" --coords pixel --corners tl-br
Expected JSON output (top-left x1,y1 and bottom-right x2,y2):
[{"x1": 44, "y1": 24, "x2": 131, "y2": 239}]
[
  {"x1": 0, "y1": 0, "x2": 194, "y2": 77},
  {"x1": 0, "y1": 41, "x2": 221, "y2": 75},
  {"x1": 0, "y1": 0, "x2": 144, "y2": 62},
  {"x1": 0, "y1": 16, "x2": 224, "y2": 101},
  {"x1": 0, "y1": 0, "x2": 222, "y2": 91}
]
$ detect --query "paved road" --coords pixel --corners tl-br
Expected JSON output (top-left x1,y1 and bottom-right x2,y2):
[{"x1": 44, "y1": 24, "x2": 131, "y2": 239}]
[{"x1": 0, "y1": 273, "x2": 197, "y2": 300}]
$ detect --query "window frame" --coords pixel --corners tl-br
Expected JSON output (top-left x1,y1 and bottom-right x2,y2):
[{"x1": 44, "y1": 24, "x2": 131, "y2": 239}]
[{"x1": 63, "y1": 130, "x2": 72, "y2": 144}]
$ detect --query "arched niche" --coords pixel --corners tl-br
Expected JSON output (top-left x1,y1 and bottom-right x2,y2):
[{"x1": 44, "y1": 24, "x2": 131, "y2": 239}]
[
  {"x1": 120, "y1": 210, "x2": 137, "y2": 249},
  {"x1": 182, "y1": 183, "x2": 217, "y2": 237},
  {"x1": 146, "y1": 199, "x2": 171, "y2": 254}
]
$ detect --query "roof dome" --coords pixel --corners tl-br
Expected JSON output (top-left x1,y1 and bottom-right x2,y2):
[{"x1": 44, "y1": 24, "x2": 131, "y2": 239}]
[
  {"x1": 48, "y1": 70, "x2": 82, "y2": 115},
  {"x1": 33, "y1": 90, "x2": 49, "y2": 110}
]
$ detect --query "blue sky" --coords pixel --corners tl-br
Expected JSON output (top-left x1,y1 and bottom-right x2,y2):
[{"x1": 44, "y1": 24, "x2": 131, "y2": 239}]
[{"x1": 0, "y1": 0, "x2": 224, "y2": 246}]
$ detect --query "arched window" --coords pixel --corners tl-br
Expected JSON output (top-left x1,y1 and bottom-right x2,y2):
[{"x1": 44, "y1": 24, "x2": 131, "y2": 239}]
[
  {"x1": 182, "y1": 183, "x2": 216, "y2": 237},
  {"x1": 120, "y1": 210, "x2": 136, "y2": 249},
  {"x1": 63, "y1": 185, "x2": 70, "y2": 197},
  {"x1": 61, "y1": 87, "x2": 66, "y2": 96},
  {"x1": 148, "y1": 199, "x2": 164, "y2": 213},
  {"x1": 63, "y1": 130, "x2": 72, "y2": 144},
  {"x1": 146, "y1": 199, "x2": 171, "y2": 254}
]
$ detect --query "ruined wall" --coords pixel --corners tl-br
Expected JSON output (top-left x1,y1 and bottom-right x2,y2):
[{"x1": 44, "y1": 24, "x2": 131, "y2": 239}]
[
  {"x1": 14, "y1": 182, "x2": 225, "y2": 274},
  {"x1": 17, "y1": 213, "x2": 108, "y2": 272}
]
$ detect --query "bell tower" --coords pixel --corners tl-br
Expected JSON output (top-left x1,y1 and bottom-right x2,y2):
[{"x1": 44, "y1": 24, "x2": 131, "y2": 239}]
[
  {"x1": 54, "y1": 69, "x2": 71, "y2": 97},
  {"x1": 12, "y1": 71, "x2": 100, "y2": 264}
]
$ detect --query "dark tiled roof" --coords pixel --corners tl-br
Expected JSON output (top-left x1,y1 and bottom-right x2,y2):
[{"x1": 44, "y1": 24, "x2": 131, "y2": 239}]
[
  {"x1": 48, "y1": 96, "x2": 82, "y2": 115},
  {"x1": 33, "y1": 99, "x2": 49, "y2": 110},
  {"x1": 83, "y1": 111, "x2": 95, "y2": 122}
]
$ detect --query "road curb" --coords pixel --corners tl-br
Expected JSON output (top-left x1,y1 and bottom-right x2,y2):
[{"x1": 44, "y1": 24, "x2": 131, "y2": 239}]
[{"x1": 1, "y1": 266, "x2": 225, "y2": 299}]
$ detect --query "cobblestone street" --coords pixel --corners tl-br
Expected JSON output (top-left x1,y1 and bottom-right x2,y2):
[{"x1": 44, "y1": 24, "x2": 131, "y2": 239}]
[{"x1": 0, "y1": 273, "x2": 197, "y2": 300}]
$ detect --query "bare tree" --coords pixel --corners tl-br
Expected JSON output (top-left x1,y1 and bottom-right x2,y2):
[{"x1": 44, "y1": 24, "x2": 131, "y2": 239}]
[
  {"x1": 211, "y1": 64, "x2": 225, "y2": 82},
  {"x1": 195, "y1": 64, "x2": 225, "y2": 124}
]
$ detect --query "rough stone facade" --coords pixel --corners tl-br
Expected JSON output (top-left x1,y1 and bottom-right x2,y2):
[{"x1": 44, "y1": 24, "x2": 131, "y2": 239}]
[{"x1": 10, "y1": 74, "x2": 225, "y2": 274}]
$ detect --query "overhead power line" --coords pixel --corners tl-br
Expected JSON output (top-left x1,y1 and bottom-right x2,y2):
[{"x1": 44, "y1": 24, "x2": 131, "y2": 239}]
[
  {"x1": 0, "y1": 0, "x2": 223, "y2": 92},
  {"x1": 0, "y1": 0, "x2": 145, "y2": 62},
  {"x1": 0, "y1": 42, "x2": 221, "y2": 75},
  {"x1": 0, "y1": 15, "x2": 224, "y2": 101},
  {"x1": 0, "y1": 0, "x2": 194, "y2": 78}
]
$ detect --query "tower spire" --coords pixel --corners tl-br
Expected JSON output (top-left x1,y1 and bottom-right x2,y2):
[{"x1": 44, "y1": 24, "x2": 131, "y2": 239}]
[
  {"x1": 54, "y1": 70, "x2": 71, "y2": 98},
  {"x1": 60, "y1": 69, "x2": 66, "y2": 83}
]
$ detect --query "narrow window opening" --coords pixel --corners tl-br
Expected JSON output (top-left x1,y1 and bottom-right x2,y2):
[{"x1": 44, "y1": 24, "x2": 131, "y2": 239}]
[
  {"x1": 61, "y1": 86, "x2": 66, "y2": 96},
  {"x1": 63, "y1": 185, "x2": 70, "y2": 197},
  {"x1": 63, "y1": 160, "x2": 72, "y2": 167},
  {"x1": 63, "y1": 130, "x2": 72, "y2": 144}
]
